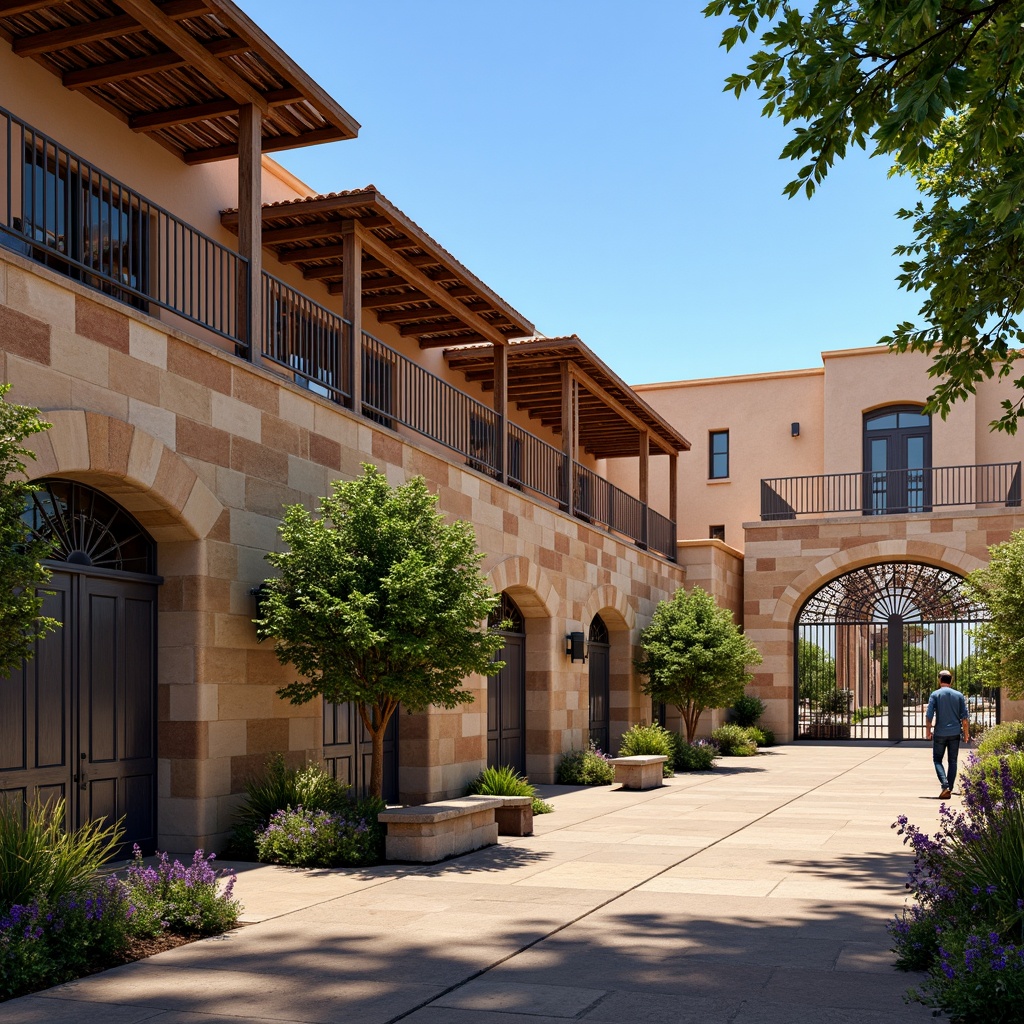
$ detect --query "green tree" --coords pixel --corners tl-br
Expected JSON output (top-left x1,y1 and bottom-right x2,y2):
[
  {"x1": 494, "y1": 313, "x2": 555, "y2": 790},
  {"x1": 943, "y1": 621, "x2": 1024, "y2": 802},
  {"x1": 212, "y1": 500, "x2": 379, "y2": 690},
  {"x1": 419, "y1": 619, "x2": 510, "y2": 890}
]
[
  {"x1": 962, "y1": 530, "x2": 1024, "y2": 700},
  {"x1": 703, "y1": 1, "x2": 1024, "y2": 432},
  {"x1": 635, "y1": 586, "x2": 763, "y2": 740},
  {"x1": 0, "y1": 383, "x2": 57, "y2": 677},
  {"x1": 255, "y1": 464, "x2": 505, "y2": 798},
  {"x1": 797, "y1": 637, "x2": 836, "y2": 706}
]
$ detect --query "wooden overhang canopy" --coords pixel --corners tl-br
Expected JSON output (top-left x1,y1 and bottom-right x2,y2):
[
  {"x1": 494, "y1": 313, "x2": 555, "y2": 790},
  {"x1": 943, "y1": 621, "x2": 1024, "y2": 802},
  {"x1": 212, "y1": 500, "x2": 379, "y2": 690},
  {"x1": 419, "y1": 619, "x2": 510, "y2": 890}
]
[
  {"x1": 444, "y1": 336, "x2": 691, "y2": 460},
  {"x1": 220, "y1": 186, "x2": 535, "y2": 349},
  {"x1": 0, "y1": 0, "x2": 359, "y2": 163}
]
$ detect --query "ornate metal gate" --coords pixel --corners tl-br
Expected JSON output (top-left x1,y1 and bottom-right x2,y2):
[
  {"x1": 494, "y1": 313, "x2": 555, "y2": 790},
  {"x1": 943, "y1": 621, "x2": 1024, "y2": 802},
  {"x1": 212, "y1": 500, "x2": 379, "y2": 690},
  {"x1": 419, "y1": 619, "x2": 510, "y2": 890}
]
[{"x1": 795, "y1": 562, "x2": 996, "y2": 741}]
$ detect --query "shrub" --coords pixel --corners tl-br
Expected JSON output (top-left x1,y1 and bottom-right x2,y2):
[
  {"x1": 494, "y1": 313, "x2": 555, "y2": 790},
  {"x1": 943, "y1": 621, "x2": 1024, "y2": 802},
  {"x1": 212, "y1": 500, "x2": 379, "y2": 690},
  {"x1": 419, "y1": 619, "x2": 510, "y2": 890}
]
[
  {"x1": 731, "y1": 694, "x2": 766, "y2": 727},
  {"x1": 969, "y1": 717, "x2": 990, "y2": 745},
  {"x1": 743, "y1": 726, "x2": 775, "y2": 747},
  {"x1": 255, "y1": 805, "x2": 380, "y2": 868},
  {"x1": 963, "y1": 750, "x2": 1024, "y2": 795},
  {"x1": 670, "y1": 734, "x2": 720, "y2": 771},
  {"x1": 556, "y1": 743, "x2": 615, "y2": 785},
  {"x1": 711, "y1": 723, "x2": 758, "y2": 756},
  {"x1": 890, "y1": 758, "x2": 1024, "y2": 1019},
  {"x1": 618, "y1": 722, "x2": 675, "y2": 777},
  {"x1": 0, "y1": 797, "x2": 123, "y2": 910},
  {"x1": 852, "y1": 701, "x2": 887, "y2": 725},
  {"x1": 817, "y1": 688, "x2": 853, "y2": 717},
  {"x1": 232, "y1": 754, "x2": 350, "y2": 857},
  {"x1": 976, "y1": 720, "x2": 1024, "y2": 759},
  {"x1": 122, "y1": 847, "x2": 240, "y2": 938},
  {"x1": 467, "y1": 765, "x2": 553, "y2": 815}
]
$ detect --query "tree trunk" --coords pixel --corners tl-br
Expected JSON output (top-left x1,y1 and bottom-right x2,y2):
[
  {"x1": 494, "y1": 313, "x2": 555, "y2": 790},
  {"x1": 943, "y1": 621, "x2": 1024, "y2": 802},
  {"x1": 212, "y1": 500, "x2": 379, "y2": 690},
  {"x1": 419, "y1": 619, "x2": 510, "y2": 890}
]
[
  {"x1": 358, "y1": 698, "x2": 398, "y2": 800},
  {"x1": 680, "y1": 703, "x2": 702, "y2": 742}
]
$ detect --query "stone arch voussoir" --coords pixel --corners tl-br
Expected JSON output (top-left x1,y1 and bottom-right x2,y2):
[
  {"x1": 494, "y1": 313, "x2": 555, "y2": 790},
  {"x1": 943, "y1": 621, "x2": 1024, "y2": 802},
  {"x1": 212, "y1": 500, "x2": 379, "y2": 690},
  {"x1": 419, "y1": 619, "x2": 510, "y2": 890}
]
[
  {"x1": 773, "y1": 538, "x2": 988, "y2": 630},
  {"x1": 486, "y1": 555, "x2": 558, "y2": 619},
  {"x1": 581, "y1": 584, "x2": 637, "y2": 634},
  {"x1": 23, "y1": 410, "x2": 223, "y2": 542}
]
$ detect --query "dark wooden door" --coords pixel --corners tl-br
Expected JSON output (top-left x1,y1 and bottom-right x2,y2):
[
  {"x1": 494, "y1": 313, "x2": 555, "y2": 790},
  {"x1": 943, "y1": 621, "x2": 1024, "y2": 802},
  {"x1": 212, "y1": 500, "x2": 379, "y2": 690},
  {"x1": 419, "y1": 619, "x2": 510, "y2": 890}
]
[
  {"x1": 0, "y1": 571, "x2": 157, "y2": 853},
  {"x1": 588, "y1": 640, "x2": 610, "y2": 754},
  {"x1": 323, "y1": 701, "x2": 399, "y2": 803},
  {"x1": 488, "y1": 634, "x2": 526, "y2": 773}
]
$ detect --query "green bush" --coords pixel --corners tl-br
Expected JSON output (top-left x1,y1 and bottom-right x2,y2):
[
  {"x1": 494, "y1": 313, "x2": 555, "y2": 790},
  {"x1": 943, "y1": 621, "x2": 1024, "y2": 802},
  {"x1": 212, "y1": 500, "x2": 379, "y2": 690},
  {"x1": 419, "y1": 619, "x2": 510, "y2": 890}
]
[
  {"x1": 817, "y1": 688, "x2": 853, "y2": 717},
  {"x1": 618, "y1": 722, "x2": 675, "y2": 777},
  {"x1": 711, "y1": 723, "x2": 758, "y2": 756},
  {"x1": 467, "y1": 765, "x2": 552, "y2": 814},
  {"x1": 731, "y1": 694, "x2": 766, "y2": 727},
  {"x1": 255, "y1": 805, "x2": 382, "y2": 868},
  {"x1": 963, "y1": 750, "x2": 1024, "y2": 794},
  {"x1": 852, "y1": 701, "x2": 887, "y2": 725},
  {"x1": 976, "y1": 720, "x2": 1024, "y2": 759},
  {"x1": 0, "y1": 798, "x2": 123, "y2": 911},
  {"x1": 670, "y1": 733, "x2": 720, "y2": 771},
  {"x1": 743, "y1": 726, "x2": 775, "y2": 747},
  {"x1": 556, "y1": 743, "x2": 615, "y2": 785},
  {"x1": 232, "y1": 754, "x2": 350, "y2": 857}
]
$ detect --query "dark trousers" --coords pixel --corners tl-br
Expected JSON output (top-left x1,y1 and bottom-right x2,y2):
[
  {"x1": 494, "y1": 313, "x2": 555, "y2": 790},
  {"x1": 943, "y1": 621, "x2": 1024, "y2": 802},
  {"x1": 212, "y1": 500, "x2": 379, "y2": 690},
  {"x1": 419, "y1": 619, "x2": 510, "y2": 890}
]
[{"x1": 932, "y1": 734, "x2": 961, "y2": 791}]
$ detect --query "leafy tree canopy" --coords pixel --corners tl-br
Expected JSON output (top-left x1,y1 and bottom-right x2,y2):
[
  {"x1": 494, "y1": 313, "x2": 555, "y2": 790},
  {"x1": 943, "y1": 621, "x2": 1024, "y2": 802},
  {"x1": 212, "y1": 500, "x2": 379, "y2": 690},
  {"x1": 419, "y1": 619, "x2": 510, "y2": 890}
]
[
  {"x1": 255, "y1": 464, "x2": 504, "y2": 797},
  {"x1": 962, "y1": 529, "x2": 1024, "y2": 700},
  {"x1": 0, "y1": 383, "x2": 56, "y2": 677},
  {"x1": 797, "y1": 636, "x2": 836, "y2": 704},
  {"x1": 704, "y1": 1, "x2": 1024, "y2": 431},
  {"x1": 635, "y1": 586, "x2": 763, "y2": 740}
]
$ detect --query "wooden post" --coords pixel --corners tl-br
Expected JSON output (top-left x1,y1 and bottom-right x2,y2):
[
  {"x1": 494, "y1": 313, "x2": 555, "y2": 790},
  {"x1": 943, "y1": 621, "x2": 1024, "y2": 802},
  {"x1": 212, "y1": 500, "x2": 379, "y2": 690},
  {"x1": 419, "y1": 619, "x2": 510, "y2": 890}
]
[
  {"x1": 237, "y1": 103, "x2": 262, "y2": 362},
  {"x1": 342, "y1": 221, "x2": 362, "y2": 414},
  {"x1": 639, "y1": 429, "x2": 649, "y2": 549},
  {"x1": 493, "y1": 343, "x2": 507, "y2": 484},
  {"x1": 560, "y1": 360, "x2": 573, "y2": 511},
  {"x1": 669, "y1": 452, "x2": 678, "y2": 560}
]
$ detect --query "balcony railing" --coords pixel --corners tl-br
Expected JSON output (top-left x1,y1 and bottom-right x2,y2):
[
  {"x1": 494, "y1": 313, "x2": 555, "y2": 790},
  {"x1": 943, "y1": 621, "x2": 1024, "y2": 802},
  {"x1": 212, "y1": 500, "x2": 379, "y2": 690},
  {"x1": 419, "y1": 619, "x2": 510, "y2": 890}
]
[
  {"x1": 761, "y1": 463, "x2": 1023, "y2": 520},
  {"x1": 1, "y1": 104, "x2": 247, "y2": 347},
  {"x1": 1, "y1": 106, "x2": 675, "y2": 562}
]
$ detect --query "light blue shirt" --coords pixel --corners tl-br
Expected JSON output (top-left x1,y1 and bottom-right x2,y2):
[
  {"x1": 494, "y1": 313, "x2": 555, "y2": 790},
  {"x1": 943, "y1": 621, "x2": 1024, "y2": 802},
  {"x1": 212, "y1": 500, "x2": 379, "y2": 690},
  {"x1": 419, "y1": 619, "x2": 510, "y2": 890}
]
[{"x1": 926, "y1": 686, "x2": 968, "y2": 737}]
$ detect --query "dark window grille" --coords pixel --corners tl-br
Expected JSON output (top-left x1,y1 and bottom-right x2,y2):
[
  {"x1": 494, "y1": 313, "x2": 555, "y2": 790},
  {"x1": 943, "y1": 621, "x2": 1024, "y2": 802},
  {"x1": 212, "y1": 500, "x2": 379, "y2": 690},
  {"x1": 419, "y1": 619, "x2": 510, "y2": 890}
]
[{"x1": 709, "y1": 430, "x2": 729, "y2": 479}]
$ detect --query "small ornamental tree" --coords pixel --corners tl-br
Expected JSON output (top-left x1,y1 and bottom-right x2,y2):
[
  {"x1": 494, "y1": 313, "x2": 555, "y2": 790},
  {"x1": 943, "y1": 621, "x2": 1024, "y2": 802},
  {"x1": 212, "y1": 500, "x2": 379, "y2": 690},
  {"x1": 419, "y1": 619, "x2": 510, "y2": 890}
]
[
  {"x1": 0, "y1": 383, "x2": 57, "y2": 676},
  {"x1": 255, "y1": 464, "x2": 505, "y2": 798},
  {"x1": 635, "y1": 586, "x2": 763, "y2": 741},
  {"x1": 962, "y1": 530, "x2": 1024, "y2": 701}
]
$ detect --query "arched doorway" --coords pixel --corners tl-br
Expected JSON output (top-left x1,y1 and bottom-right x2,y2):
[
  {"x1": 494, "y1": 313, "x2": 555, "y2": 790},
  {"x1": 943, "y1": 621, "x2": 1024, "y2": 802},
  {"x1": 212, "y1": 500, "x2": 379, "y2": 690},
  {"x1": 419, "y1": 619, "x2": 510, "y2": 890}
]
[
  {"x1": 795, "y1": 561, "x2": 995, "y2": 741},
  {"x1": 0, "y1": 480, "x2": 160, "y2": 852},
  {"x1": 488, "y1": 592, "x2": 526, "y2": 773},
  {"x1": 588, "y1": 615, "x2": 610, "y2": 754}
]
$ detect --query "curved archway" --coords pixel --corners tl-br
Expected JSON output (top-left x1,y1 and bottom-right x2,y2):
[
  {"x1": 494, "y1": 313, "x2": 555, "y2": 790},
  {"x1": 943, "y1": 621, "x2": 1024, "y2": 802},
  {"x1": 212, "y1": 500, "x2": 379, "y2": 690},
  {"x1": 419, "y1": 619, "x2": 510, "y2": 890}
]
[
  {"x1": 794, "y1": 561, "x2": 993, "y2": 741},
  {"x1": 487, "y1": 593, "x2": 527, "y2": 773}
]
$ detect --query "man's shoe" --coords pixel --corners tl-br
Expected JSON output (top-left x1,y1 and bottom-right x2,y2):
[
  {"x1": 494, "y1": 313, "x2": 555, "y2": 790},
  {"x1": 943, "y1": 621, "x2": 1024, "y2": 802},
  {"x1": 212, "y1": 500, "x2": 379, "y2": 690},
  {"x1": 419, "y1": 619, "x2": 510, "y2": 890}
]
[{"x1": 940, "y1": 788, "x2": 951, "y2": 799}]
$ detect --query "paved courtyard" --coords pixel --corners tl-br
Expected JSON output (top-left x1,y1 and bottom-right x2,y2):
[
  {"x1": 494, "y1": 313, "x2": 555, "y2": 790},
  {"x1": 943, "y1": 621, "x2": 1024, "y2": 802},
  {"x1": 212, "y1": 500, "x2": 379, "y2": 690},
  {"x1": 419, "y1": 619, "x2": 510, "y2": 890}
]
[{"x1": 1, "y1": 744, "x2": 947, "y2": 1023}]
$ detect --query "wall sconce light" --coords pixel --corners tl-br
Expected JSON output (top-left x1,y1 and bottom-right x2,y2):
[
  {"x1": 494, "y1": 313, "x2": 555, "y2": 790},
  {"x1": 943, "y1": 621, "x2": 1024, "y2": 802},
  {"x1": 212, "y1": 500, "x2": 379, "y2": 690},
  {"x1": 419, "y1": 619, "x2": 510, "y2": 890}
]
[
  {"x1": 791, "y1": 422, "x2": 800, "y2": 437},
  {"x1": 565, "y1": 631, "x2": 587, "y2": 663}
]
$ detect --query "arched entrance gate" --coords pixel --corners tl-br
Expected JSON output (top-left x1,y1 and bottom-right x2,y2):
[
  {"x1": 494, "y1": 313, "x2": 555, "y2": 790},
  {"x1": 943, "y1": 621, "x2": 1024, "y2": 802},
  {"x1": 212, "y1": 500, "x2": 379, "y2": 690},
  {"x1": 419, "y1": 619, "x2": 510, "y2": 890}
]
[
  {"x1": 795, "y1": 562, "x2": 997, "y2": 741},
  {"x1": 0, "y1": 480, "x2": 159, "y2": 853}
]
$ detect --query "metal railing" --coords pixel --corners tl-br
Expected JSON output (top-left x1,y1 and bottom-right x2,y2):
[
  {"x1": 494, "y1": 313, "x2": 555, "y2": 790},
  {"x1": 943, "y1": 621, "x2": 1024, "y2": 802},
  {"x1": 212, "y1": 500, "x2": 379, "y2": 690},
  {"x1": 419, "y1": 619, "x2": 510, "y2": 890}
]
[
  {"x1": 761, "y1": 462, "x2": 1023, "y2": 520},
  {"x1": 263, "y1": 273, "x2": 351, "y2": 403},
  {"x1": 647, "y1": 508, "x2": 676, "y2": 560},
  {"x1": 573, "y1": 462, "x2": 646, "y2": 547},
  {"x1": 1, "y1": 104, "x2": 247, "y2": 348},
  {"x1": 509, "y1": 424, "x2": 566, "y2": 505}
]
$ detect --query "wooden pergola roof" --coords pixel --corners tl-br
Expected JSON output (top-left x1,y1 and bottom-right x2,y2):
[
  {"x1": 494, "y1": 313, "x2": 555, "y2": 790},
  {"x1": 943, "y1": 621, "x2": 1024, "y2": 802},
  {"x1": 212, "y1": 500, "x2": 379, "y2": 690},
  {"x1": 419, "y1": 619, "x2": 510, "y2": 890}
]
[
  {"x1": 0, "y1": 0, "x2": 359, "y2": 163},
  {"x1": 444, "y1": 336, "x2": 691, "y2": 460},
  {"x1": 221, "y1": 186, "x2": 535, "y2": 348}
]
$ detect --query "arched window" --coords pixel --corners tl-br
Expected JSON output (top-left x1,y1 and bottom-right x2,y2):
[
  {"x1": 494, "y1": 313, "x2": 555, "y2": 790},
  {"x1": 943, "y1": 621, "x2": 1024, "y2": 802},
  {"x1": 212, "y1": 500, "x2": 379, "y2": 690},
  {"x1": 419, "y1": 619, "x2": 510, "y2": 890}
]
[{"x1": 863, "y1": 405, "x2": 931, "y2": 514}]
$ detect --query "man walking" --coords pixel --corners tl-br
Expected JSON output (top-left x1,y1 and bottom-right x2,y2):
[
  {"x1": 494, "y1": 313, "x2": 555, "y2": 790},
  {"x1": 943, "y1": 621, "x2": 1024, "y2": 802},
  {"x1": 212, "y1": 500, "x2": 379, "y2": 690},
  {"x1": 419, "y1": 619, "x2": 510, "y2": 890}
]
[{"x1": 925, "y1": 669, "x2": 970, "y2": 799}]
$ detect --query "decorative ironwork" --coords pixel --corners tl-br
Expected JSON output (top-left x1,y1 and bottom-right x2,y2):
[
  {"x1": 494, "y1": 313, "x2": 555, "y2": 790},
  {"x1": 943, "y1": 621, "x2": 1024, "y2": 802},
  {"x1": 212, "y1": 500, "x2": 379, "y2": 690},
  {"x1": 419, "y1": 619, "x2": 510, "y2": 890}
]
[
  {"x1": 589, "y1": 614, "x2": 609, "y2": 644},
  {"x1": 799, "y1": 562, "x2": 987, "y2": 625},
  {"x1": 489, "y1": 592, "x2": 525, "y2": 633},
  {"x1": 24, "y1": 480, "x2": 155, "y2": 575},
  {"x1": 795, "y1": 562, "x2": 995, "y2": 741}
]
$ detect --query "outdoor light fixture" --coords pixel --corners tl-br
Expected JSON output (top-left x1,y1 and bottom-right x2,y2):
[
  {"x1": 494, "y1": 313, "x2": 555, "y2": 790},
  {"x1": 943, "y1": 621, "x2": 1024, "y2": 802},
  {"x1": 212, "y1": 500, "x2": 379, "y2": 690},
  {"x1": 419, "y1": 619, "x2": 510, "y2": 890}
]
[
  {"x1": 791, "y1": 422, "x2": 800, "y2": 437},
  {"x1": 565, "y1": 631, "x2": 587, "y2": 663}
]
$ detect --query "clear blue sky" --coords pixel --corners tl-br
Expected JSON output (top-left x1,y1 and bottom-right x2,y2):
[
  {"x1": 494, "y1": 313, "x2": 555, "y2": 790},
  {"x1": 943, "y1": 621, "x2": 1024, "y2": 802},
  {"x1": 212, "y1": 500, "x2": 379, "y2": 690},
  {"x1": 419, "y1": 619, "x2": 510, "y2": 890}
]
[{"x1": 238, "y1": 1, "x2": 922, "y2": 386}]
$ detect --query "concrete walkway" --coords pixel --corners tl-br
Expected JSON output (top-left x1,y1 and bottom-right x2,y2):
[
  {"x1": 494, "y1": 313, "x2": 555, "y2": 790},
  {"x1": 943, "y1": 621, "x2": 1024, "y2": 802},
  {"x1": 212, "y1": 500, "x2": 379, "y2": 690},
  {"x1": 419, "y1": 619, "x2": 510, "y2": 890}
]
[{"x1": 2, "y1": 744, "x2": 948, "y2": 1023}]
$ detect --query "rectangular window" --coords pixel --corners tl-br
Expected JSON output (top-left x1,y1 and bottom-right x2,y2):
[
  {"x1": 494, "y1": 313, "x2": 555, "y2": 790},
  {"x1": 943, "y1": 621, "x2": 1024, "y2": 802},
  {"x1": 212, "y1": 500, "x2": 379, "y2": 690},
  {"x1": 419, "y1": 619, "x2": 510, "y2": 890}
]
[
  {"x1": 709, "y1": 430, "x2": 729, "y2": 479},
  {"x1": 709, "y1": 525, "x2": 725, "y2": 542}
]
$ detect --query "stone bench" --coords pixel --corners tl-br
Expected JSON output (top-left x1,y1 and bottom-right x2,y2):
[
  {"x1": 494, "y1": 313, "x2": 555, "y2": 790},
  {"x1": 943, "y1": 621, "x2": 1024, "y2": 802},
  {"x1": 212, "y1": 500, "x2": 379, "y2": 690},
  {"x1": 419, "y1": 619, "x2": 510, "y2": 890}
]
[
  {"x1": 493, "y1": 795, "x2": 533, "y2": 836},
  {"x1": 608, "y1": 754, "x2": 668, "y2": 790},
  {"x1": 378, "y1": 795, "x2": 502, "y2": 863}
]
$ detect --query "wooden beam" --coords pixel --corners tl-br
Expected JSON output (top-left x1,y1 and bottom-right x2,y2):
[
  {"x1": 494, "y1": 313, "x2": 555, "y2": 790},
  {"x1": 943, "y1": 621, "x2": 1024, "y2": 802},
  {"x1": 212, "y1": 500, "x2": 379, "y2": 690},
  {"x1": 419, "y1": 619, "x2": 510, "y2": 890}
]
[
  {"x1": 301, "y1": 264, "x2": 345, "y2": 281},
  {"x1": 112, "y1": 0, "x2": 268, "y2": 112},
  {"x1": 260, "y1": 219, "x2": 345, "y2": 246},
  {"x1": 130, "y1": 87, "x2": 301, "y2": 132},
  {"x1": 359, "y1": 231, "x2": 509, "y2": 348},
  {"x1": 376, "y1": 306, "x2": 443, "y2": 325},
  {"x1": 63, "y1": 35, "x2": 247, "y2": 89},
  {"x1": 14, "y1": 0, "x2": 208, "y2": 56},
  {"x1": 277, "y1": 243, "x2": 347, "y2": 265},
  {"x1": 669, "y1": 454, "x2": 678, "y2": 532},
  {"x1": 183, "y1": 127, "x2": 343, "y2": 164},
  {"x1": 494, "y1": 343, "x2": 508, "y2": 485},
  {"x1": 236, "y1": 102, "x2": 262, "y2": 364},
  {"x1": 418, "y1": 332, "x2": 488, "y2": 349},
  {"x1": 400, "y1": 319, "x2": 473, "y2": 338},
  {"x1": 639, "y1": 428, "x2": 649, "y2": 548},
  {"x1": 342, "y1": 221, "x2": 362, "y2": 416},
  {"x1": 0, "y1": 1, "x2": 65, "y2": 16},
  {"x1": 560, "y1": 361, "x2": 573, "y2": 509},
  {"x1": 362, "y1": 290, "x2": 425, "y2": 310}
]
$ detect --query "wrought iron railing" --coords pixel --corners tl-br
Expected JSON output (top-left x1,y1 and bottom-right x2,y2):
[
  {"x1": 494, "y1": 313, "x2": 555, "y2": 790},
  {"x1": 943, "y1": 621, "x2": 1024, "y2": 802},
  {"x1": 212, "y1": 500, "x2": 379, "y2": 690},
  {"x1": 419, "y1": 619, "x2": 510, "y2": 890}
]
[
  {"x1": 263, "y1": 273, "x2": 351, "y2": 403},
  {"x1": 573, "y1": 462, "x2": 647, "y2": 547},
  {"x1": 1, "y1": 104, "x2": 247, "y2": 348},
  {"x1": 761, "y1": 462, "x2": 1023, "y2": 520},
  {"x1": 647, "y1": 508, "x2": 676, "y2": 560},
  {"x1": 508, "y1": 424, "x2": 566, "y2": 505}
]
